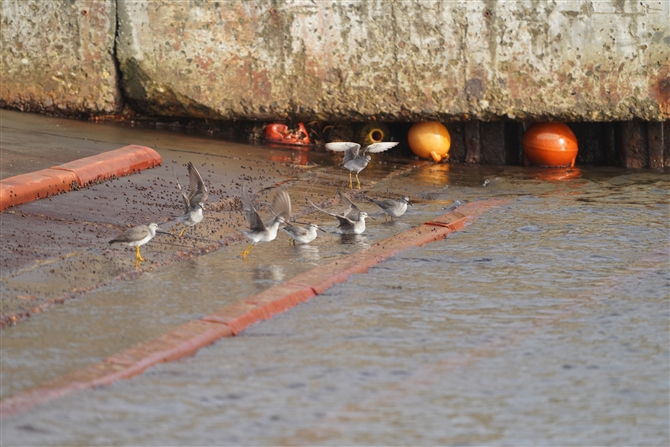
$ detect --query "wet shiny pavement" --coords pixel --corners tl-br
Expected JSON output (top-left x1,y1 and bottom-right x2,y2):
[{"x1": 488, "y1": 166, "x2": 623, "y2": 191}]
[
  {"x1": 1, "y1": 110, "x2": 669, "y2": 445},
  {"x1": 1, "y1": 109, "x2": 419, "y2": 325}
]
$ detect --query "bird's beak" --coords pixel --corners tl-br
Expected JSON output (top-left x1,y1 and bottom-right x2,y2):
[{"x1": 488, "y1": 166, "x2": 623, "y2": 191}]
[
  {"x1": 156, "y1": 230, "x2": 170, "y2": 235},
  {"x1": 317, "y1": 227, "x2": 326, "y2": 233}
]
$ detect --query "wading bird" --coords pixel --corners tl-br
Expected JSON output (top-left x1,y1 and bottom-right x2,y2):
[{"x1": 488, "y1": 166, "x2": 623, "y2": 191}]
[
  {"x1": 283, "y1": 222, "x2": 323, "y2": 245},
  {"x1": 325, "y1": 142, "x2": 399, "y2": 189},
  {"x1": 239, "y1": 184, "x2": 291, "y2": 258},
  {"x1": 308, "y1": 190, "x2": 371, "y2": 234},
  {"x1": 172, "y1": 162, "x2": 208, "y2": 238},
  {"x1": 367, "y1": 195, "x2": 411, "y2": 221},
  {"x1": 109, "y1": 223, "x2": 167, "y2": 263}
]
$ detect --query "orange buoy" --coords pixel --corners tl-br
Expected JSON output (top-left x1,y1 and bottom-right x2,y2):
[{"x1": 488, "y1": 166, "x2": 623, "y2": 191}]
[
  {"x1": 265, "y1": 122, "x2": 310, "y2": 146},
  {"x1": 408, "y1": 122, "x2": 451, "y2": 162},
  {"x1": 522, "y1": 123, "x2": 578, "y2": 167}
]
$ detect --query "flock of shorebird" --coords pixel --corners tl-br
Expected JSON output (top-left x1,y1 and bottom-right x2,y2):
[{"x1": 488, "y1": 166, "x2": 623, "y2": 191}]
[{"x1": 109, "y1": 141, "x2": 410, "y2": 261}]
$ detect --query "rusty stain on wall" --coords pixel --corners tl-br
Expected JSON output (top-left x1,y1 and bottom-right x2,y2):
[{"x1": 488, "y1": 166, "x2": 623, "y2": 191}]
[{"x1": 1, "y1": 0, "x2": 668, "y2": 122}]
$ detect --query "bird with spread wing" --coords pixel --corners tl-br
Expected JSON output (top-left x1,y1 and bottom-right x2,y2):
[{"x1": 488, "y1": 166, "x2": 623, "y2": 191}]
[
  {"x1": 239, "y1": 184, "x2": 291, "y2": 258},
  {"x1": 325, "y1": 142, "x2": 399, "y2": 189},
  {"x1": 172, "y1": 162, "x2": 208, "y2": 237},
  {"x1": 307, "y1": 190, "x2": 371, "y2": 234}
]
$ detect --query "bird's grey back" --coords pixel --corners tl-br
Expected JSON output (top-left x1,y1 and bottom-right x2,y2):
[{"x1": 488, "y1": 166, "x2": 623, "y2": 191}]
[{"x1": 109, "y1": 225, "x2": 150, "y2": 244}]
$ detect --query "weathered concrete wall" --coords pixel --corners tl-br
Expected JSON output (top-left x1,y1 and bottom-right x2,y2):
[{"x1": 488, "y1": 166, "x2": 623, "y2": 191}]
[
  {"x1": 114, "y1": 0, "x2": 669, "y2": 121},
  {"x1": 0, "y1": 0, "x2": 120, "y2": 115},
  {"x1": 1, "y1": 0, "x2": 668, "y2": 121}
]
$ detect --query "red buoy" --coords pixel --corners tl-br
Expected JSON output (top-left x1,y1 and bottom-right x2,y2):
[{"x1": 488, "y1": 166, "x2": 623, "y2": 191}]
[
  {"x1": 523, "y1": 123, "x2": 578, "y2": 167},
  {"x1": 265, "y1": 123, "x2": 310, "y2": 146}
]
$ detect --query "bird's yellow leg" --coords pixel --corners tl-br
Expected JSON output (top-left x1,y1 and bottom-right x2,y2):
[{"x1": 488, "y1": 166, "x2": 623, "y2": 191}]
[
  {"x1": 348, "y1": 172, "x2": 353, "y2": 189},
  {"x1": 241, "y1": 244, "x2": 254, "y2": 258},
  {"x1": 135, "y1": 246, "x2": 145, "y2": 262},
  {"x1": 178, "y1": 226, "x2": 187, "y2": 237},
  {"x1": 385, "y1": 214, "x2": 388, "y2": 222},
  {"x1": 356, "y1": 173, "x2": 361, "y2": 190}
]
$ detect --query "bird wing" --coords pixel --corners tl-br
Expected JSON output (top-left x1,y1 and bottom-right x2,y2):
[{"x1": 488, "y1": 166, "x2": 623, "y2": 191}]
[
  {"x1": 364, "y1": 142, "x2": 399, "y2": 153},
  {"x1": 180, "y1": 191, "x2": 192, "y2": 213},
  {"x1": 173, "y1": 166, "x2": 192, "y2": 212},
  {"x1": 307, "y1": 196, "x2": 357, "y2": 227},
  {"x1": 187, "y1": 162, "x2": 208, "y2": 206},
  {"x1": 110, "y1": 225, "x2": 150, "y2": 244},
  {"x1": 271, "y1": 188, "x2": 292, "y2": 221},
  {"x1": 284, "y1": 223, "x2": 308, "y2": 238},
  {"x1": 368, "y1": 197, "x2": 393, "y2": 209},
  {"x1": 337, "y1": 190, "x2": 361, "y2": 220},
  {"x1": 325, "y1": 142, "x2": 360, "y2": 152},
  {"x1": 306, "y1": 197, "x2": 335, "y2": 217},
  {"x1": 334, "y1": 214, "x2": 356, "y2": 227},
  {"x1": 241, "y1": 184, "x2": 267, "y2": 232},
  {"x1": 306, "y1": 196, "x2": 343, "y2": 219},
  {"x1": 326, "y1": 142, "x2": 361, "y2": 165}
]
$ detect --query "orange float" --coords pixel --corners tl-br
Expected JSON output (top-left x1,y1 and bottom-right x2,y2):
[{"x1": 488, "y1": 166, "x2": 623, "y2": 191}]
[
  {"x1": 264, "y1": 122, "x2": 310, "y2": 146},
  {"x1": 523, "y1": 123, "x2": 578, "y2": 167},
  {"x1": 408, "y1": 122, "x2": 451, "y2": 162}
]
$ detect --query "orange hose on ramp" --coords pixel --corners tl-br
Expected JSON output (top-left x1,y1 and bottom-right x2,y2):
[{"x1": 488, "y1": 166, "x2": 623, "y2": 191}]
[
  {"x1": 0, "y1": 145, "x2": 161, "y2": 211},
  {"x1": 52, "y1": 145, "x2": 161, "y2": 185},
  {"x1": 0, "y1": 169, "x2": 80, "y2": 211}
]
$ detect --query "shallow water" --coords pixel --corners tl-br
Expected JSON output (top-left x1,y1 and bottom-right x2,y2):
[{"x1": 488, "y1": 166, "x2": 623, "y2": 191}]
[{"x1": 2, "y1": 164, "x2": 669, "y2": 445}]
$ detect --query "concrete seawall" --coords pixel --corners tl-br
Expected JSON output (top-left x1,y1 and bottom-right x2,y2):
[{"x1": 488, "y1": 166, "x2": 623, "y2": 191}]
[
  {"x1": 1, "y1": 0, "x2": 120, "y2": 115},
  {"x1": 3, "y1": 0, "x2": 668, "y2": 121},
  {"x1": 114, "y1": 0, "x2": 669, "y2": 122}
]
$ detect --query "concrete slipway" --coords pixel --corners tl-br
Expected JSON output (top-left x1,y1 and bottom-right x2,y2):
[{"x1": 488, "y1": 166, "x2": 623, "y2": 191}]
[{"x1": 0, "y1": 110, "x2": 668, "y2": 445}]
